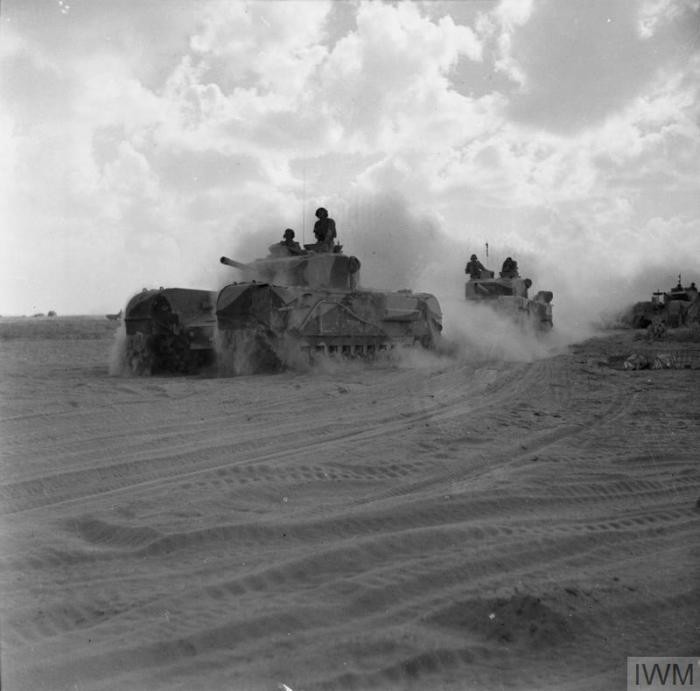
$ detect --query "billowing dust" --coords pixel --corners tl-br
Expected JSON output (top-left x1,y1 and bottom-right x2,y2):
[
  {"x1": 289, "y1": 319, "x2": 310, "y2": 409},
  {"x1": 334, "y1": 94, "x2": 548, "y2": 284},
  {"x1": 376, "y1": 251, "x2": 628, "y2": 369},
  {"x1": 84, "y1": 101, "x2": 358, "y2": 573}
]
[{"x1": 115, "y1": 191, "x2": 700, "y2": 375}]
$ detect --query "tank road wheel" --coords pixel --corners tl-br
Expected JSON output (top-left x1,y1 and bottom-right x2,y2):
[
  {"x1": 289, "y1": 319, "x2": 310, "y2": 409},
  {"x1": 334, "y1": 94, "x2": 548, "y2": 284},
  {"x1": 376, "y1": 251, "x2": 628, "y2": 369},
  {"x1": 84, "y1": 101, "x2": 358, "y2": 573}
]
[{"x1": 126, "y1": 333, "x2": 154, "y2": 375}]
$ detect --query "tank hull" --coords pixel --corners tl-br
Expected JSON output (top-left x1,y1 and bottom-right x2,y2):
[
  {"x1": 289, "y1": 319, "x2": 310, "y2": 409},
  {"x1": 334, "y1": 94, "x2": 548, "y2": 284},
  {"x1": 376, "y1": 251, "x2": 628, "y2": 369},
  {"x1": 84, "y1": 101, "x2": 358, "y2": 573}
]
[
  {"x1": 123, "y1": 288, "x2": 217, "y2": 374},
  {"x1": 465, "y1": 278, "x2": 553, "y2": 332},
  {"x1": 488, "y1": 295, "x2": 553, "y2": 331},
  {"x1": 216, "y1": 283, "x2": 442, "y2": 374},
  {"x1": 625, "y1": 283, "x2": 699, "y2": 332}
]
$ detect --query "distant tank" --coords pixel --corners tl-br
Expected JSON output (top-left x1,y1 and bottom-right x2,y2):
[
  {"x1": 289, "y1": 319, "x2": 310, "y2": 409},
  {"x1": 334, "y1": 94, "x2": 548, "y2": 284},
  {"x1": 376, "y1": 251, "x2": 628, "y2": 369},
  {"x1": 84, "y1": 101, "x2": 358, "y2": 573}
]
[
  {"x1": 123, "y1": 288, "x2": 217, "y2": 374},
  {"x1": 216, "y1": 243, "x2": 443, "y2": 374},
  {"x1": 464, "y1": 265, "x2": 553, "y2": 331},
  {"x1": 627, "y1": 276, "x2": 699, "y2": 330}
]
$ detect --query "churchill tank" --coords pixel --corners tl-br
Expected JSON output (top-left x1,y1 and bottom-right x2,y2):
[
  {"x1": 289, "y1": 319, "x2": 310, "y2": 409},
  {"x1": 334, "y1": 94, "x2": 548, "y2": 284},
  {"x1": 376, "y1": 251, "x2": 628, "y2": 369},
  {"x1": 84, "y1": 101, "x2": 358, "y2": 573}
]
[
  {"x1": 123, "y1": 288, "x2": 217, "y2": 374},
  {"x1": 216, "y1": 244, "x2": 442, "y2": 374},
  {"x1": 627, "y1": 276, "x2": 699, "y2": 330},
  {"x1": 465, "y1": 266, "x2": 553, "y2": 331}
]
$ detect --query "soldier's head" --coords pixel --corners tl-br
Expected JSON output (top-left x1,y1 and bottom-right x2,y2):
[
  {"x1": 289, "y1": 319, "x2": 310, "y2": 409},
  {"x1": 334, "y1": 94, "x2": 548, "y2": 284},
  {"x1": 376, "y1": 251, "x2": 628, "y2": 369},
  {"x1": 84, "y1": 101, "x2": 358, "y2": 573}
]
[
  {"x1": 284, "y1": 228, "x2": 295, "y2": 239},
  {"x1": 315, "y1": 207, "x2": 328, "y2": 219},
  {"x1": 470, "y1": 254, "x2": 477, "y2": 260}
]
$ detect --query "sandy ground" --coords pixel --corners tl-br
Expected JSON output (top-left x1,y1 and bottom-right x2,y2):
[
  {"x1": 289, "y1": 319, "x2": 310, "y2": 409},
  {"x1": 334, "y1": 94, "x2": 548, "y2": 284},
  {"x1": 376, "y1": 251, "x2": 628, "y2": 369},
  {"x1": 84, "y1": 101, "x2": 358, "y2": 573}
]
[{"x1": 0, "y1": 318, "x2": 698, "y2": 691}]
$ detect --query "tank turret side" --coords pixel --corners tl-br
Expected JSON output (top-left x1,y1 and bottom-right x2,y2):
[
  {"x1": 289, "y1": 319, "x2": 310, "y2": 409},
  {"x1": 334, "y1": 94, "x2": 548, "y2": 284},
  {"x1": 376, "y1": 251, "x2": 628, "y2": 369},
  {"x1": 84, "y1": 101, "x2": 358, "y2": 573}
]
[{"x1": 221, "y1": 252, "x2": 361, "y2": 290}]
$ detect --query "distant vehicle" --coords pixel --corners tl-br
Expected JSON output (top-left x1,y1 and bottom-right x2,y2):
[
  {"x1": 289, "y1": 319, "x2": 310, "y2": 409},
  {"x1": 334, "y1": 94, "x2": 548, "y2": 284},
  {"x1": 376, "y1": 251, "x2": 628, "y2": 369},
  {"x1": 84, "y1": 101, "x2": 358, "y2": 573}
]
[
  {"x1": 627, "y1": 276, "x2": 699, "y2": 330},
  {"x1": 464, "y1": 265, "x2": 553, "y2": 332},
  {"x1": 217, "y1": 243, "x2": 442, "y2": 374},
  {"x1": 47, "y1": 311, "x2": 57, "y2": 318}
]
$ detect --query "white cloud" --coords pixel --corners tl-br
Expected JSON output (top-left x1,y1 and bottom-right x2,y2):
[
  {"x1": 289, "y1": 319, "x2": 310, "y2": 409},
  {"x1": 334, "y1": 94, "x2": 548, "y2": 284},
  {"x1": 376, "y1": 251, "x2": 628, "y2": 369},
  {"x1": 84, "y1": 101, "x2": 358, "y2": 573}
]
[
  {"x1": 101, "y1": 141, "x2": 159, "y2": 207},
  {"x1": 318, "y1": 1, "x2": 484, "y2": 152},
  {"x1": 191, "y1": 0, "x2": 331, "y2": 97},
  {"x1": 638, "y1": 0, "x2": 700, "y2": 38},
  {"x1": 476, "y1": 0, "x2": 534, "y2": 88}
]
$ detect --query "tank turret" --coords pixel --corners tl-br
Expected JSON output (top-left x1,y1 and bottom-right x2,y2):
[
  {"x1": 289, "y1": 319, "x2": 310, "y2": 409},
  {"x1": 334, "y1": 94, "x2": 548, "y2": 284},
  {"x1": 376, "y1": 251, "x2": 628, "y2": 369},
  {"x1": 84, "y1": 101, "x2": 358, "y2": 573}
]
[{"x1": 220, "y1": 247, "x2": 361, "y2": 290}]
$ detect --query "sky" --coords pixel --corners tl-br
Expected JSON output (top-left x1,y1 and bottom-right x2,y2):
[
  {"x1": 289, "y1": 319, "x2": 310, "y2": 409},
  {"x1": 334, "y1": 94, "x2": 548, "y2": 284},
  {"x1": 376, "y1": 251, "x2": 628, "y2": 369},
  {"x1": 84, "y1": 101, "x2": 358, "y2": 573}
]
[{"x1": 1, "y1": 0, "x2": 699, "y2": 328}]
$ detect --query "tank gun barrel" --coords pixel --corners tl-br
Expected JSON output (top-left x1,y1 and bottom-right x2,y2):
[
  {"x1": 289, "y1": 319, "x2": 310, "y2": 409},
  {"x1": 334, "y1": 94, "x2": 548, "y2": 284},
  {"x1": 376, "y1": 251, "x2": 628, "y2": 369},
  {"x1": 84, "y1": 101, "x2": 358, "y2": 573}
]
[{"x1": 220, "y1": 256, "x2": 249, "y2": 271}]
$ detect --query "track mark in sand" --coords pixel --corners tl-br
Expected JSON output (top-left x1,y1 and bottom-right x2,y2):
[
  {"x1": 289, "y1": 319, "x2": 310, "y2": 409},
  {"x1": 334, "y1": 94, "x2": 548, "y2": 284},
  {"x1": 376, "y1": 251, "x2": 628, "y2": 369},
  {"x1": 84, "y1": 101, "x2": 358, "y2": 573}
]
[
  {"x1": 429, "y1": 592, "x2": 575, "y2": 647},
  {"x1": 0, "y1": 357, "x2": 586, "y2": 518},
  {"x1": 529, "y1": 507, "x2": 696, "y2": 540},
  {"x1": 12, "y1": 606, "x2": 325, "y2": 687},
  {"x1": 2, "y1": 517, "x2": 557, "y2": 650},
  {"x1": 340, "y1": 384, "x2": 637, "y2": 513},
  {"x1": 182, "y1": 458, "x2": 431, "y2": 498},
  {"x1": 307, "y1": 594, "x2": 581, "y2": 690},
  {"x1": 526, "y1": 475, "x2": 700, "y2": 505},
  {"x1": 309, "y1": 645, "x2": 491, "y2": 691},
  {"x1": 3, "y1": 591, "x2": 138, "y2": 646},
  {"x1": 415, "y1": 355, "x2": 625, "y2": 452},
  {"x1": 0, "y1": 399, "x2": 450, "y2": 515},
  {"x1": 65, "y1": 516, "x2": 162, "y2": 549},
  {"x1": 76, "y1": 503, "x2": 695, "y2": 644}
]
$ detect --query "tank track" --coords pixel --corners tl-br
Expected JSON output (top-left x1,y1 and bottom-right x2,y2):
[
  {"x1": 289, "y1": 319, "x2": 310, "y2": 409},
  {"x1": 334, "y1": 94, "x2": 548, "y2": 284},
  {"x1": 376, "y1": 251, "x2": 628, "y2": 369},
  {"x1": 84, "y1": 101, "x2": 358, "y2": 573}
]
[{"x1": 217, "y1": 326, "x2": 440, "y2": 375}]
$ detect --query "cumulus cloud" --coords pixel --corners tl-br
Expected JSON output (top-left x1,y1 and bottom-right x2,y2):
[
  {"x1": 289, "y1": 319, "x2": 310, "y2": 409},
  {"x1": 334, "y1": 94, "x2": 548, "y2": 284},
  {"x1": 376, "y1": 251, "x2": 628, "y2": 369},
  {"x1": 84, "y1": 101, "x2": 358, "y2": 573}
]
[
  {"x1": 317, "y1": 1, "x2": 483, "y2": 154},
  {"x1": 638, "y1": 0, "x2": 700, "y2": 39},
  {"x1": 476, "y1": 0, "x2": 534, "y2": 88}
]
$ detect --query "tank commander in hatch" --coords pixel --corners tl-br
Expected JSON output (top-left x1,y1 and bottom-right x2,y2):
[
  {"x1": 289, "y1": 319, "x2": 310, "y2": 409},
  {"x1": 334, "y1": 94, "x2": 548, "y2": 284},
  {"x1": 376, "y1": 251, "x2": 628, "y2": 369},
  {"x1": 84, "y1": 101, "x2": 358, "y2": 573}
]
[
  {"x1": 279, "y1": 228, "x2": 305, "y2": 255},
  {"x1": 465, "y1": 254, "x2": 488, "y2": 279},
  {"x1": 500, "y1": 256, "x2": 519, "y2": 278},
  {"x1": 313, "y1": 207, "x2": 337, "y2": 252}
]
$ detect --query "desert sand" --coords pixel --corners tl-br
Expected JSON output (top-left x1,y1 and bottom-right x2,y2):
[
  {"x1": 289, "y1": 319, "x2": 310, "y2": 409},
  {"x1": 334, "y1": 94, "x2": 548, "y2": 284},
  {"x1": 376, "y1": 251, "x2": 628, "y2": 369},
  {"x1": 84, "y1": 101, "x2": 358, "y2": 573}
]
[{"x1": 1, "y1": 317, "x2": 698, "y2": 691}]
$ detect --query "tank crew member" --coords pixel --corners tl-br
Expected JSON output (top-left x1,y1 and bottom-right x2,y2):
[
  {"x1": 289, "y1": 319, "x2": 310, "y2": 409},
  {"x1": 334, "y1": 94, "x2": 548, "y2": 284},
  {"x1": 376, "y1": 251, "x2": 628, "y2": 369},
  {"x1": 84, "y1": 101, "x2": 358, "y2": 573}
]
[
  {"x1": 313, "y1": 207, "x2": 337, "y2": 252},
  {"x1": 279, "y1": 228, "x2": 305, "y2": 255},
  {"x1": 500, "y1": 257, "x2": 519, "y2": 278},
  {"x1": 465, "y1": 254, "x2": 487, "y2": 279}
]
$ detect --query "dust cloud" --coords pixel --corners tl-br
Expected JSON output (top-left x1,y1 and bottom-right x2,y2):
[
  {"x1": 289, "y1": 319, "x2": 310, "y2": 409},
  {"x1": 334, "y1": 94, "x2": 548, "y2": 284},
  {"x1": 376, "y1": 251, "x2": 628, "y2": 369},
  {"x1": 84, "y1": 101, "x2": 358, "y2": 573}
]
[
  {"x1": 330, "y1": 192, "x2": 586, "y2": 362},
  {"x1": 108, "y1": 323, "x2": 128, "y2": 376}
]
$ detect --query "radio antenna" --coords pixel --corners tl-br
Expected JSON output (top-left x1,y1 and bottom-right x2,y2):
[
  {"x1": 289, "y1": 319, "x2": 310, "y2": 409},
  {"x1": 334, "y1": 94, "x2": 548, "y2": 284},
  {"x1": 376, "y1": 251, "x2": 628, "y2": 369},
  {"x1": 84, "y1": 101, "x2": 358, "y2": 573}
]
[{"x1": 302, "y1": 161, "x2": 307, "y2": 243}]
